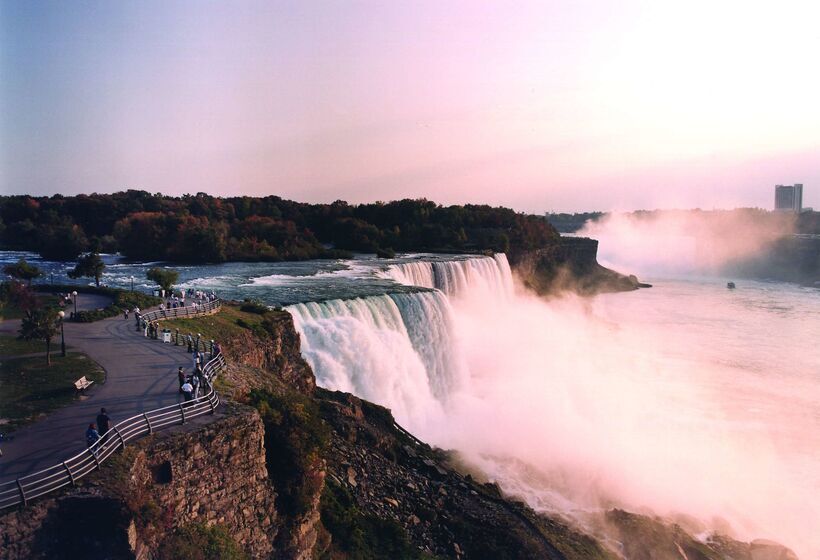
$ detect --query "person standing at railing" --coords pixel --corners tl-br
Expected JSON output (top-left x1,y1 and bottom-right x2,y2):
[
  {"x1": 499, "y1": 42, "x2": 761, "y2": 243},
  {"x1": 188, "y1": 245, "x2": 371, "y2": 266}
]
[
  {"x1": 190, "y1": 373, "x2": 200, "y2": 399},
  {"x1": 194, "y1": 364, "x2": 203, "y2": 390},
  {"x1": 96, "y1": 408, "x2": 110, "y2": 440},
  {"x1": 181, "y1": 379, "x2": 193, "y2": 402},
  {"x1": 186, "y1": 333, "x2": 193, "y2": 353},
  {"x1": 178, "y1": 367, "x2": 186, "y2": 392},
  {"x1": 86, "y1": 424, "x2": 100, "y2": 453}
]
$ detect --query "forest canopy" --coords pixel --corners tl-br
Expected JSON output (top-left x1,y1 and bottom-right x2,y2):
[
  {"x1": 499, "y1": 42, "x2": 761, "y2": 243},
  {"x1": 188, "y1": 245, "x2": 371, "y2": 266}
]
[{"x1": 0, "y1": 191, "x2": 559, "y2": 262}]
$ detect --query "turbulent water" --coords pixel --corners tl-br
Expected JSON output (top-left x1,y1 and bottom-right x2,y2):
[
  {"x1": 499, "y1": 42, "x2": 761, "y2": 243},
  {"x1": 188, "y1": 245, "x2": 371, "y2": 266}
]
[
  {"x1": 4, "y1": 248, "x2": 818, "y2": 556},
  {"x1": 286, "y1": 254, "x2": 820, "y2": 558}
]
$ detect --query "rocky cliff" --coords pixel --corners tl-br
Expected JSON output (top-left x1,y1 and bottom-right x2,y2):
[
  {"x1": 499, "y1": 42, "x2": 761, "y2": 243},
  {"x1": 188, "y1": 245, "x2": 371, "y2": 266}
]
[
  {"x1": 509, "y1": 236, "x2": 650, "y2": 295},
  {"x1": 0, "y1": 406, "x2": 277, "y2": 560},
  {"x1": 0, "y1": 304, "x2": 798, "y2": 560}
]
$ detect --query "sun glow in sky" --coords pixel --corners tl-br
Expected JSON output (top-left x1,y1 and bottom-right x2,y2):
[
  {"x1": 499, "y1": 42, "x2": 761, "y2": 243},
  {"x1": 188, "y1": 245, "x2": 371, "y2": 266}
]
[{"x1": 1, "y1": 0, "x2": 819, "y2": 211}]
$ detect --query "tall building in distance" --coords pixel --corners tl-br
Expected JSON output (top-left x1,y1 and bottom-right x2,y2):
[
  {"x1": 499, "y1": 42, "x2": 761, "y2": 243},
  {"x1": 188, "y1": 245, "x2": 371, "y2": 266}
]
[{"x1": 774, "y1": 184, "x2": 803, "y2": 212}]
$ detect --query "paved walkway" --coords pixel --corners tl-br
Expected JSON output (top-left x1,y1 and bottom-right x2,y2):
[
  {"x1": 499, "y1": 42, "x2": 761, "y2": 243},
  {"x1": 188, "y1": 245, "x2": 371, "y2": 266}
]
[{"x1": 0, "y1": 312, "x2": 203, "y2": 482}]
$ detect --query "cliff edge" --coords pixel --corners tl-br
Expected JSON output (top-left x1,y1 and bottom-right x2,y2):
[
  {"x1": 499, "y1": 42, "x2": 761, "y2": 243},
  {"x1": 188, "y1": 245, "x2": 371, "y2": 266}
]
[{"x1": 509, "y1": 236, "x2": 650, "y2": 296}]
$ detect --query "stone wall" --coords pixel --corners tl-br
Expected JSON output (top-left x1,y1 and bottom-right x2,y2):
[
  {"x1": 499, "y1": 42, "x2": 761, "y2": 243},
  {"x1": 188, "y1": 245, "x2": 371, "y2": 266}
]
[
  {"x1": 0, "y1": 406, "x2": 278, "y2": 560},
  {"x1": 124, "y1": 405, "x2": 278, "y2": 559}
]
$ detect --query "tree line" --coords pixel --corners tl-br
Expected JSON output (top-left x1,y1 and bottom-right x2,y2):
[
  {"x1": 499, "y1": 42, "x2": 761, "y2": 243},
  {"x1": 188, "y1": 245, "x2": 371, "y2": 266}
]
[{"x1": 0, "y1": 191, "x2": 559, "y2": 262}]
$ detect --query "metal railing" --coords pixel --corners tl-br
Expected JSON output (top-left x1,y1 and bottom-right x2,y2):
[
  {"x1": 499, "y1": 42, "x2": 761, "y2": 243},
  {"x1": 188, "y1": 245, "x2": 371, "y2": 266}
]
[
  {"x1": 0, "y1": 300, "x2": 226, "y2": 510},
  {"x1": 140, "y1": 297, "x2": 221, "y2": 323}
]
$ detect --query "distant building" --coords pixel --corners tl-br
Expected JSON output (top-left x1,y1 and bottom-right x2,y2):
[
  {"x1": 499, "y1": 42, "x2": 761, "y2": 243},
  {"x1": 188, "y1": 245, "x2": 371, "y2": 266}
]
[{"x1": 774, "y1": 184, "x2": 803, "y2": 212}]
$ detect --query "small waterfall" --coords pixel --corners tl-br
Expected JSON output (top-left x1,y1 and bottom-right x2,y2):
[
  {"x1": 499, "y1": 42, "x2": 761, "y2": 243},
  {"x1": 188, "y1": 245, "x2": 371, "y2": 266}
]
[
  {"x1": 385, "y1": 254, "x2": 514, "y2": 298},
  {"x1": 287, "y1": 289, "x2": 467, "y2": 426}
]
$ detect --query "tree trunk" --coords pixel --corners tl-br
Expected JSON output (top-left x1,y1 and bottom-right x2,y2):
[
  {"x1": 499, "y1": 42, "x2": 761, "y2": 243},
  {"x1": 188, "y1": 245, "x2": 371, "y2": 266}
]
[
  {"x1": 46, "y1": 338, "x2": 51, "y2": 366},
  {"x1": 95, "y1": 275, "x2": 101, "y2": 287}
]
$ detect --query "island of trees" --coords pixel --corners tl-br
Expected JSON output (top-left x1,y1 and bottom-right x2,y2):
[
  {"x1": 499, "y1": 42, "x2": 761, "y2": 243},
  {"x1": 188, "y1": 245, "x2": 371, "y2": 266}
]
[{"x1": 0, "y1": 191, "x2": 558, "y2": 262}]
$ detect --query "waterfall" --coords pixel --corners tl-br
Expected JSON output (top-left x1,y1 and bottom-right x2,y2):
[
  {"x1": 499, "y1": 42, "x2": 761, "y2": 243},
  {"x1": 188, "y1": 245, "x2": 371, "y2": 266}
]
[
  {"x1": 287, "y1": 290, "x2": 466, "y2": 425},
  {"x1": 287, "y1": 254, "x2": 513, "y2": 427},
  {"x1": 384, "y1": 254, "x2": 514, "y2": 299}
]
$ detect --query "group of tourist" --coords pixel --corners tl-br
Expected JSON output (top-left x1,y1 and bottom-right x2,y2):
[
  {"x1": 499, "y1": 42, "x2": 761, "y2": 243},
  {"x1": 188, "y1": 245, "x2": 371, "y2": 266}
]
[{"x1": 82, "y1": 296, "x2": 222, "y2": 454}]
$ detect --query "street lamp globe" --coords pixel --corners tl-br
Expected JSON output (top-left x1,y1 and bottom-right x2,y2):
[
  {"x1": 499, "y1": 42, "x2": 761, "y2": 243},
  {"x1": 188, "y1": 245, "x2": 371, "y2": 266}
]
[{"x1": 58, "y1": 310, "x2": 67, "y2": 356}]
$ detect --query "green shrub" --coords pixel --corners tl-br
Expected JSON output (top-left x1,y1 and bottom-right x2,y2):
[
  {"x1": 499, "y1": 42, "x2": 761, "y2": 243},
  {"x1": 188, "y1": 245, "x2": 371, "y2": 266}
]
[
  {"x1": 44, "y1": 285, "x2": 161, "y2": 323},
  {"x1": 239, "y1": 299, "x2": 269, "y2": 314},
  {"x1": 249, "y1": 390, "x2": 330, "y2": 517},
  {"x1": 158, "y1": 524, "x2": 248, "y2": 560},
  {"x1": 375, "y1": 247, "x2": 396, "y2": 259}
]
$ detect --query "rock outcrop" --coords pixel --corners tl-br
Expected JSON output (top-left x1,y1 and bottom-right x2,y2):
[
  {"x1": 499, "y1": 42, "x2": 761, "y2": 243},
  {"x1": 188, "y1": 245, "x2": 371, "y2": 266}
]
[
  {"x1": 219, "y1": 309, "x2": 315, "y2": 395},
  {"x1": 509, "y1": 236, "x2": 650, "y2": 295},
  {"x1": 0, "y1": 406, "x2": 278, "y2": 560}
]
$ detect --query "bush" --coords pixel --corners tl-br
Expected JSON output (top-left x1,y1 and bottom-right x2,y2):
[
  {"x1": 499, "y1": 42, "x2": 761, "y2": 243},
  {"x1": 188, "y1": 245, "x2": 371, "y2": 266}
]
[
  {"x1": 158, "y1": 524, "x2": 248, "y2": 560},
  {"x1": 239, "y1": 299, "x2": 269, "y2": 314},
  {"x1": 376, "y1": 247, "x2": 396, "y2": 259},
  {"x1": 62, "y1": 287, "x2": 161, "y2": 322}
]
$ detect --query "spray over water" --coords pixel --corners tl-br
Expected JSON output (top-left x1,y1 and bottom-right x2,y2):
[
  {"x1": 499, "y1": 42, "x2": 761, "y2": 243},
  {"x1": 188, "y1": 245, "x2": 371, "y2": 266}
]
[{"x1": 288, "y1": 253, "x2": 819, "y2": 557}]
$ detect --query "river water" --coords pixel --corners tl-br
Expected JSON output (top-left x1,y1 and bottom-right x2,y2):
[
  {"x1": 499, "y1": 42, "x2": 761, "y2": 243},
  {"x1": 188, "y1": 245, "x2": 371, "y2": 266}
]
[{"x1": 2, "y1": 249, "x2": 818, "y2": 556}]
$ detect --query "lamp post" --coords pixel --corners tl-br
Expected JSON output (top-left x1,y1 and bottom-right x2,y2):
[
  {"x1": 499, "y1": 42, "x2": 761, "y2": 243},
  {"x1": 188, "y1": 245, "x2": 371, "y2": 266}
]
[
  {"x1": 58, "y1": 310, "x2": 66, "y2": 357},
  {"x1": 129, "y1": 275, "x2": 134, "y2": 292},
  {"x1": 72, "y1": 291, "x2": 78, "y2": 317}
]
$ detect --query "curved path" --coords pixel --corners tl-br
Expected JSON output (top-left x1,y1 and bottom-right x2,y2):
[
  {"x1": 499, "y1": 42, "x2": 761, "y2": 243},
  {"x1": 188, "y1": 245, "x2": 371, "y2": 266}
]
[{"x1": 0, "y1": 313, "x2": 201, "y2": 482}]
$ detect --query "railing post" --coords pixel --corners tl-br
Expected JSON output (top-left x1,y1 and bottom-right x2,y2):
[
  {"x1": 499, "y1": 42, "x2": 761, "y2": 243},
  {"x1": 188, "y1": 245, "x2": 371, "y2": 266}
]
[
  {"x1": 209, "y1": 394, "x2": 216, "y2": 414},
  {"x1": 16, "y1": 479, "x2": 27, "y2": 506},
  {"x1": 143, "y1": 412, "x2": 153, "y2": 434},
  {"x1": 179, "y1": 403, "x2": 186, "y2": 424},
  {"x1": 113, "y1": 426, "x2": 126, "y2": 450},
  {"x1": 63, "y1": 461, "x2": 76, "y2": 486},
  {"x1": 91, "y1": 448, "x2": 100, "y2": 470}
]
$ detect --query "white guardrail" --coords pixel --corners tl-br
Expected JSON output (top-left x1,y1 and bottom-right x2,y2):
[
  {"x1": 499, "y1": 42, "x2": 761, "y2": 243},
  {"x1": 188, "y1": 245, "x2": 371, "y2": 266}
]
[{"x1": 0, "y1": 299, "x2": 226, "y2": 510}]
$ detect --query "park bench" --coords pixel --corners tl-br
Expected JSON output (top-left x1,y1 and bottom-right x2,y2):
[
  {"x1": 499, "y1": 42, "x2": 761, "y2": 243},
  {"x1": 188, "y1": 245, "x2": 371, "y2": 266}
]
[{"x1": 73, "y1": 376, "x2": 94, "y2": 392}]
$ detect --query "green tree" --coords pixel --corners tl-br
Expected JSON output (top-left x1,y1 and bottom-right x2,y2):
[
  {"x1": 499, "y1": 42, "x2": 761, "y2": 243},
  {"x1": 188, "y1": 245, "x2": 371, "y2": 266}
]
[
  {"x1": 3, "y1": 258, "x2": 42, "y2": 285},
  {"x1": 67, "y1": 252, "x2": 106, "y2": 287},
  {"x1": 146, "y1": 267, "x2": 179, "y2": 293},
  {"x1": 19, "y1": 306, "x2": 60, "y2": 365}
]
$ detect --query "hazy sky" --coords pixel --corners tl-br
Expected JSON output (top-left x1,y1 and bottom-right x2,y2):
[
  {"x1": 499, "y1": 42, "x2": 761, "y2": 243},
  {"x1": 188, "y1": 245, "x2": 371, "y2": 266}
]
[{"x1": 2, "y1": 0, "x2": 819, "y2": 212}]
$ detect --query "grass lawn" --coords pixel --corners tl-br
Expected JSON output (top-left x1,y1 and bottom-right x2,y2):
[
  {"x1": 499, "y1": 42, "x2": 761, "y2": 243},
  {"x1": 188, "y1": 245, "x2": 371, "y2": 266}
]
[
  {"x1": 0, "y1": 335, "x2": 62, "y2": 356},
  {"x1": 0, "y1": 352, "x2": 105, "y2": 432},
  {"x1": 161, "y1": 304, "x2": 277, "y2": 345}
]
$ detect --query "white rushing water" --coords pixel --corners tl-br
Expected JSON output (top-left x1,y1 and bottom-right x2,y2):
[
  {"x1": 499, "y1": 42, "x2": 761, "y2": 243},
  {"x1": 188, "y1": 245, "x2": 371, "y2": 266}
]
[{"x1": 287, "y1": 253, "x2": 820, "y2": 558}]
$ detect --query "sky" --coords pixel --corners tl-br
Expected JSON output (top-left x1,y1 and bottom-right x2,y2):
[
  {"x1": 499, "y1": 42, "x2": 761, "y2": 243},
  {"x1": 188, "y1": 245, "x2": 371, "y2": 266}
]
[{"x1": 1, "y1": 0, "x2": 819, "y2": 213}]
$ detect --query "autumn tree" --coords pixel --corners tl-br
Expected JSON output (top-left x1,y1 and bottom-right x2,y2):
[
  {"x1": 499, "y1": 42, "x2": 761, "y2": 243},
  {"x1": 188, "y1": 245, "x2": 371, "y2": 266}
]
[{"x1": 19, "y1": 306, "x2": 60, "y2": 365}]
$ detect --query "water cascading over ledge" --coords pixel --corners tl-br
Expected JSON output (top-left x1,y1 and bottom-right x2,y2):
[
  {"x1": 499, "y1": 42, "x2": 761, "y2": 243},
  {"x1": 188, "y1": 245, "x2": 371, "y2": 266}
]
[
  {"x1": 286, "y1": 254, "x2": 514, "y2": 426},
  {"x1": 383, "y1": 254, "x2": 514, "y2": 298}
]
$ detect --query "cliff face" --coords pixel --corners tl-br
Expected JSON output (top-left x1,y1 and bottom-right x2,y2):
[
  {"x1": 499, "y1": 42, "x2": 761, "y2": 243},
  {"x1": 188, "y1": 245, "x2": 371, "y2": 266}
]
[
  {"x1": 316, "y1": 390, "x2": 614, "y2": 560},
  {"x1": 509, "y1": 236, "x2": 649, "y2": 295},
  {"x1": 2, "y1": 306, "x2": 797, "y2": 560},
  {"x1": 0, "y1": 406, "x2": 278, "y2": 560},
  {"x1": 219, "y1": 310, "x2": 316, "y2": 395}
]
